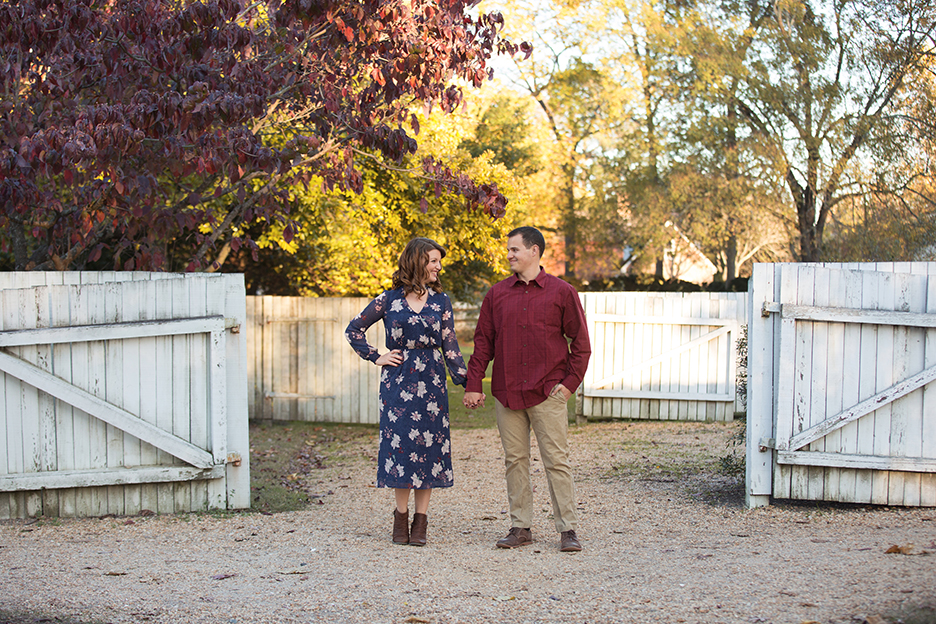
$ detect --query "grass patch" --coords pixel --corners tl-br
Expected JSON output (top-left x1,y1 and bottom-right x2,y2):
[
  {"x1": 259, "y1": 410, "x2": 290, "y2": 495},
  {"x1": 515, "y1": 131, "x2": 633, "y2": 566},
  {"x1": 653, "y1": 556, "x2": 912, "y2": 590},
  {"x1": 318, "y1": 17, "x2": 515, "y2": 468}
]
[
  {"x1": 605, "y1": 422, "x2": 746, "y2": 506},
  {"x1": 250, "y1": 421, "x2": 374, "y2": 514},
  {"x1": 448, "y1": 342, "x2": 495, "y2": 429}
]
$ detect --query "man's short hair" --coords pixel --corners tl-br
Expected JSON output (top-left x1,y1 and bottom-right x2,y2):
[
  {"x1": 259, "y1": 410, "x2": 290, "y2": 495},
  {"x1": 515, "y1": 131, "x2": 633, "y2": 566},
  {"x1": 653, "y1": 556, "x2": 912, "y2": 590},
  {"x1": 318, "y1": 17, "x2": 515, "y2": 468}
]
[{"x1": 507, "y1": 226, "x2": 546, "y2": 258}]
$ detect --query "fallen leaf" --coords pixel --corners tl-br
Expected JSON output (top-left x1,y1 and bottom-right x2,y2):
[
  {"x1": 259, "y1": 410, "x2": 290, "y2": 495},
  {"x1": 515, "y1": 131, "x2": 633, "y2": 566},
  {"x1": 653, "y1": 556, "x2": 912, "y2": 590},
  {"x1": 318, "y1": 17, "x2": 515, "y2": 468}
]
[
  {"x1": 493, "y1": 596, "x2": 515, "y2": 601},
  {"x1": 885, "y1": 543, "x2": 918, "y2": 555},
  {"x1": 104, "y1": 572, "x2": 127, "y2": 576},
  {"x1": 404, "y1": 618, "x2": 430, "y2": 624}
]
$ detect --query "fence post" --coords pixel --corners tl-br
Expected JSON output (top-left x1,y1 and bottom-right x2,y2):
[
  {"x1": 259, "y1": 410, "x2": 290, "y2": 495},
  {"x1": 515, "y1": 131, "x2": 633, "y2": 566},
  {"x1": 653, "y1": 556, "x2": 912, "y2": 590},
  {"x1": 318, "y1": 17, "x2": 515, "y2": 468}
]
[{"x1": 746, "y1": 263, "x2": 776, "y2": 508}]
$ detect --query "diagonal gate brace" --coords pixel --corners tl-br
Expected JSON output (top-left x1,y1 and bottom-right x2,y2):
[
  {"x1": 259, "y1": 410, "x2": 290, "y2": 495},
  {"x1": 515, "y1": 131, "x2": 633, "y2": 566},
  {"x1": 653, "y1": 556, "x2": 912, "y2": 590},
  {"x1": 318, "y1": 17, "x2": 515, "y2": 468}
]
[{"x1": 0, "y1": 349, "x2": 215, "y2": 468}]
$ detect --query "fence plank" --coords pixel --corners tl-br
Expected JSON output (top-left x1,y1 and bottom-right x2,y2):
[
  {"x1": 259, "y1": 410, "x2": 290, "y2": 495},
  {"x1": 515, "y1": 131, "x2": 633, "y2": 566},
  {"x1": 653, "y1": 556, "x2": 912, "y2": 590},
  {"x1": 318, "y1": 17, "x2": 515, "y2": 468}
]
[
  {"x1": 120, "y1": 281, "x2": 144, "y2": 515},
  {"x1": 872, "y1": 272, "x2": 897, "y2": 505},
  {"x1": 746, "y1": 264, "x2": 775, "y2": 507},
  {"x1": 923, "y1": 277, "x2": 936, "y2": 506}
]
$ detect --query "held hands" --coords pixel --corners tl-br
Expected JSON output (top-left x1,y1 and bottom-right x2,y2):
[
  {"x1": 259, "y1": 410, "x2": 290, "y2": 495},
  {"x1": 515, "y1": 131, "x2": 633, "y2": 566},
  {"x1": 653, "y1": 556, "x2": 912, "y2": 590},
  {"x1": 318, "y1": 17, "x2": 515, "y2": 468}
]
[
  {"x1": 375, "y1": 349, "x2": 403, "y2": 367},
  {"x1": 463, "y1": 391, "x2": 485, "y2": 409}
]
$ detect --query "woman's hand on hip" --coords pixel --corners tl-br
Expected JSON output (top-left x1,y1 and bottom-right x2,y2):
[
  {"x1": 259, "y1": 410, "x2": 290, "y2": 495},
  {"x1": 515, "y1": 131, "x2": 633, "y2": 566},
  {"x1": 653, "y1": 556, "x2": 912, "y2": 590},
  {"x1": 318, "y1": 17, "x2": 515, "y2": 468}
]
[{"x1": 376, "y1": 349, "x2": 403, "y2": 366}]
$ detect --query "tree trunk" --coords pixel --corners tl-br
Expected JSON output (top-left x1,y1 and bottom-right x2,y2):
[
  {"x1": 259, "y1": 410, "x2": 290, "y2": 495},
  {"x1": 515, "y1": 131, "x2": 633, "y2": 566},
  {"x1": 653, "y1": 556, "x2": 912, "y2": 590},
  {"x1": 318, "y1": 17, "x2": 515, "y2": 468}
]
[
  {"x1": 726, "y1": 233, "x2": 738, "y2": 284},
  {"x1": 561, "y1": 163, "x2": 577, "y2": 279}
]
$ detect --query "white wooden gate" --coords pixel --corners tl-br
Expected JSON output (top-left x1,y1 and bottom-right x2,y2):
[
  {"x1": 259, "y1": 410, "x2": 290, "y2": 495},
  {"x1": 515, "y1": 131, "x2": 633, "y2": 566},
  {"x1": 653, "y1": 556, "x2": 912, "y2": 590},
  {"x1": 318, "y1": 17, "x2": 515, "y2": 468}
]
[
  {"x1": 747, "y1": 263, "x2": 936, "y2": 508},
  {"x1": 581, "y1": 292, "x2": 746, "y2": 421},
  {"x1": 0, "y1": 272, "x2": 250, "y2": 519},
  {"x1": 246, "y1": 296, "x2": 380, "y2": 423}
]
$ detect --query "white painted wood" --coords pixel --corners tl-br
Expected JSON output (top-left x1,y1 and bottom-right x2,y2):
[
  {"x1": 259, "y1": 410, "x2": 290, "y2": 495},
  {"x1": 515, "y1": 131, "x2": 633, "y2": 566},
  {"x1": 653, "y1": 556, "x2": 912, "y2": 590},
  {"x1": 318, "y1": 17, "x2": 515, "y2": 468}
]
[
  {"x1": 119, "y1": 281, "x2": 144, "y2": 514},
  {"x1": 224, "y1": 274, "x2": 251, "y2": 510},
  {"x1": 0, "y1": 272, "x2": 248, "y2": 519},
  {"x1": 835, "y1": 267, "x2": 864, "y2": 502},
  {"x1": 136, "y1": 280, "x2": 161, "y2": 514},
  {"x1": 103, "y1": 280, "x2": 125, "y2": 515},
  {"x1": 749, "y1": 262, "x2": 936, "y2": 508},
  {"x1": 923, "y1": 277, "x2": 936, "y2": 506},
  {"x1": 777, "y1": 305, "x2": 936, "y2": 327},
  {"x1": 0, "y1": 316, "x2": 226, "y2": 345},
  {"x1": 746, "y1": 263, "x2": 776, "y2": 507},
  {"x1": 246, "y1": 296, "x2": 381, "y2": 424},
  {"x1": 0, "y1": 351, "x2": 215, "y2": 468},
  {"x1": 0, "y1": 466, "x2": 225, "y2": 491},
  {"x1": 777, "y1": 451, "x2": 936, "y2": 472},
  {"x1": 786, "y1": 364, "x2": 936, "y2": 450},
  {"x1": 872, "y1": 272, "x2": 897, "y2": 504},
  {"x1": 577, "y1": 292, "x2": 746, "y2": 422}
]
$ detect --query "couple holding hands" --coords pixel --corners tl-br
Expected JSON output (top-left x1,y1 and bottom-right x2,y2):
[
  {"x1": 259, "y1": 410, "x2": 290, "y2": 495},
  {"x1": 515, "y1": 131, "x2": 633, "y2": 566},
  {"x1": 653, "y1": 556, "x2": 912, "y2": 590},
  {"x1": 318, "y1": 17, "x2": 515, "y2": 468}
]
[{"x1": 346, "y1": 227, "x2": 591, "y2": 552}]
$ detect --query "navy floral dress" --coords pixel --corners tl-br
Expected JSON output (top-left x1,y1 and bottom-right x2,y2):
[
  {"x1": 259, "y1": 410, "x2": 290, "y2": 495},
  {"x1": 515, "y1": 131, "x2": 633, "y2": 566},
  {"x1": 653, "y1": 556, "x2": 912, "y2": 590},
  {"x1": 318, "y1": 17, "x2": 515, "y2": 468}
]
[{"x1": 346, "y1": 288, "x2": 467, "y2": 489}]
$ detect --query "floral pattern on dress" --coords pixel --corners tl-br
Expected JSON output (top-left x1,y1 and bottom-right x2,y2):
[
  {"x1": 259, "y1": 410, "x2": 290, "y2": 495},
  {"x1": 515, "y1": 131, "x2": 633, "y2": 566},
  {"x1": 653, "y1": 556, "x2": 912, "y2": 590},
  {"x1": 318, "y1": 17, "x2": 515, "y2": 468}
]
[{"x1": 346, "y1": 288, "x2": 467, "y2": 489}]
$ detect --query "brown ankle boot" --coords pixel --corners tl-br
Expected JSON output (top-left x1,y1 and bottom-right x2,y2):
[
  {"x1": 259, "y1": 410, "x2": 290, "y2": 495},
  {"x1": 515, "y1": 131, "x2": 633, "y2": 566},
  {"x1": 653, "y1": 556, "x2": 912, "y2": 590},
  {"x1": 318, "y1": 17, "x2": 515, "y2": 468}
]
[
  {"x1": 392, "y1": 509, "x2": 409, "y2": 545},
  {"x1": 410, "y1": 512, "x2": 428, "y2": 546}
]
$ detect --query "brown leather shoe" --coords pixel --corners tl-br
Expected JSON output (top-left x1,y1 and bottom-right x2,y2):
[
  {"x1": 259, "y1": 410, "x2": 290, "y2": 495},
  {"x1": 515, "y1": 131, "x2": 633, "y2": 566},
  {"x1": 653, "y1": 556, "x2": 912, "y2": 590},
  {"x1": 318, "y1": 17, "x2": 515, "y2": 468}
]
[
  {"x1": 410, "y1": 513, "x2": 428, "y2": 546},
  {"x1": 560, "y1": 530, "x2": 582, "y2": 552},
  {"x1": 392, "y1": 509, "x2": 409, "y2": 545},
  {"x1": 496, "y1": 527, "x2": 533, "y2": 549}
]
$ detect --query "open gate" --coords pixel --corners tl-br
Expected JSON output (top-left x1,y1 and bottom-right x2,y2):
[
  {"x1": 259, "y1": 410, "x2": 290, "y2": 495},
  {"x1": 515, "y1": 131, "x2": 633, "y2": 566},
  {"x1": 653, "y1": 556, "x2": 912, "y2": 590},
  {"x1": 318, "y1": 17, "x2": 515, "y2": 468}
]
[
  {"x1": 747, "y1": 263, "x2": 936, "y2": 508},
  {"x1": 0, "y1": 273, "x2": 250, "y2": 519}
]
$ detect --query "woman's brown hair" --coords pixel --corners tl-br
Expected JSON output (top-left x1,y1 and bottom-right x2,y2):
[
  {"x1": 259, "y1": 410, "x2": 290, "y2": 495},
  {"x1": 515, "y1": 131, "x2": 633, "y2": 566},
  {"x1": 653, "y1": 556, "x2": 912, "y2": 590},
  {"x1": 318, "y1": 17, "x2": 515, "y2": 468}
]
[{"x1": 392, "y1": 237, "x2": 446, "y2": 296}]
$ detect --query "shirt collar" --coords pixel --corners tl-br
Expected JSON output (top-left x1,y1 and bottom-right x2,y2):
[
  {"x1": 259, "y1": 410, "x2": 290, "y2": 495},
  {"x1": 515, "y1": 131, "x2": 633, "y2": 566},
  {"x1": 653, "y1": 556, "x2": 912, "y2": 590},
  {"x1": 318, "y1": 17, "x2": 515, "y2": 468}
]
[{"x1": 510, "y1": 266, "x2": 545, "y2": 287}]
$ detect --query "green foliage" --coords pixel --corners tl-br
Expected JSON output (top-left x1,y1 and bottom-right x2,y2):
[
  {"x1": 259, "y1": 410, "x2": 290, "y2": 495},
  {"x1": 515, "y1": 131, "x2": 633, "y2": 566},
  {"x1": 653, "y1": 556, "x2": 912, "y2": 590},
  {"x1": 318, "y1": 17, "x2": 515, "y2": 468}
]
[
  {"x1": 461, "y1": 96, "x2": 543, "y2": 176},
  {"x1": 223, "y1": 99, "x2": 543, "y2": 299}
]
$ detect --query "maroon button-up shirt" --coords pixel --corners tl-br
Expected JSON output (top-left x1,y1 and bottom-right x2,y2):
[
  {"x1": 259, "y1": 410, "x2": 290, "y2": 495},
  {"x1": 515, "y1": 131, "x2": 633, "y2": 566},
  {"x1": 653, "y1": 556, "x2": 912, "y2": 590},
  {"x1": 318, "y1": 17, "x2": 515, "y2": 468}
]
[{"x1": 466, "y1": 268, "x2": 591, "y2": 410}]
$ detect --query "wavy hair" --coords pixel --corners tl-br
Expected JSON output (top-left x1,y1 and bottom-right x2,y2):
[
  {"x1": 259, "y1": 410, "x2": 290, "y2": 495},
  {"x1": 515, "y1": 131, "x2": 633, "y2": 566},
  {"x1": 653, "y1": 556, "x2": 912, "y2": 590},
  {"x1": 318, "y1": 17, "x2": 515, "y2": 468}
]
[{"x1": 392, "y1": 237, "x2": 447, "y2": 296}]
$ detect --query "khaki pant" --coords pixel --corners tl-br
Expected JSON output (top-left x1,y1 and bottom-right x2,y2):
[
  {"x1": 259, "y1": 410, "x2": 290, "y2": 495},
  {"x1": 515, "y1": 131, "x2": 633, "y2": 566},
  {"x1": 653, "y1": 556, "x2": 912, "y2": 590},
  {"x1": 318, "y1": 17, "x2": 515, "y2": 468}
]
[{"x1": 495, "y1": 396, "x2": 578, "y2": 533}]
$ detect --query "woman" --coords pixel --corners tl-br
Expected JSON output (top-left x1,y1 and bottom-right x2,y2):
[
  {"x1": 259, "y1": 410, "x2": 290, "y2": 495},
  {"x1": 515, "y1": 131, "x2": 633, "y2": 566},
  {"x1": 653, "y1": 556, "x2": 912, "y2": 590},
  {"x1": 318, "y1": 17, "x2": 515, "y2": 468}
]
[{"x1": 345, "y1": 237, "x2": 470, "y2": 546}]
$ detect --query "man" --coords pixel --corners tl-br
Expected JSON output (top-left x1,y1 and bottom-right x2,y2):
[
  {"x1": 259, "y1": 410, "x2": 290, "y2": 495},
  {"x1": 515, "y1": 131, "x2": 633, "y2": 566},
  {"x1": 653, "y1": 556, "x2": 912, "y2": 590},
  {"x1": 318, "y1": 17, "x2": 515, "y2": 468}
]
[{"x1": 463, "y1": 226, "x2": 591, "y2": 552}]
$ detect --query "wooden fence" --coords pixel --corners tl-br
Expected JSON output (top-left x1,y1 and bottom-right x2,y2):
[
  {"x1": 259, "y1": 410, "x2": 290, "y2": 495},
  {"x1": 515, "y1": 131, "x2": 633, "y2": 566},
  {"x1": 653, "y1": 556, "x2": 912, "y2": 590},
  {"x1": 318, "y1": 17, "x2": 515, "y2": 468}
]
[
  {"x1": 0, "y1": 272, "x2": 249, "y2": 519},
  {"x1": 580, "y1": 292, "x2": 747, "y2": 422},
  {"x1": 246, "y1": 296, "x2": 380, "y2": 423},
  {"x1": 247, "y1": 292, "x2": 748, "y2": 424},
  {"x1": 747, "y1": 262, "x2": 936, "y2": 508}
]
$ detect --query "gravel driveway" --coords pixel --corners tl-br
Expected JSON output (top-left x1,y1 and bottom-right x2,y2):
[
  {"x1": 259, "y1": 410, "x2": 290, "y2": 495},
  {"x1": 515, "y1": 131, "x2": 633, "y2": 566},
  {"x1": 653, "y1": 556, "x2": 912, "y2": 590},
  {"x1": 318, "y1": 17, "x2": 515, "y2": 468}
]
[{"x1": 2, "y1": 420, "x2": 934, "y2": 624}]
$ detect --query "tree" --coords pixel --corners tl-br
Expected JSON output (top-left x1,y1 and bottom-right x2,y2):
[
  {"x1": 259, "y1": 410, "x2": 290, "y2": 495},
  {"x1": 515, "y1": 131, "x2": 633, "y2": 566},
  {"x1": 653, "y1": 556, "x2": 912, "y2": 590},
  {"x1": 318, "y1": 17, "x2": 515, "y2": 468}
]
[
  {"x1": 690, "y1": 0, "x2": 936, "y2": 262},
  {"x1": 0, "y1": 0, "x2": 526, "y2": 271},
  {"x1": 221, "y1": 102, "x2": 532, "y2": 299}
]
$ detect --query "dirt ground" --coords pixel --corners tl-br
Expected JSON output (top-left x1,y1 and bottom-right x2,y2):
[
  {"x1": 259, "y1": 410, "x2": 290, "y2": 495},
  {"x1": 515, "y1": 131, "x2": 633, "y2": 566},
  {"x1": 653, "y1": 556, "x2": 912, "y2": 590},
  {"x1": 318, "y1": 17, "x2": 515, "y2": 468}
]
[{"x1": 2, "y1": 419, "x2": 935, "y2": 624}]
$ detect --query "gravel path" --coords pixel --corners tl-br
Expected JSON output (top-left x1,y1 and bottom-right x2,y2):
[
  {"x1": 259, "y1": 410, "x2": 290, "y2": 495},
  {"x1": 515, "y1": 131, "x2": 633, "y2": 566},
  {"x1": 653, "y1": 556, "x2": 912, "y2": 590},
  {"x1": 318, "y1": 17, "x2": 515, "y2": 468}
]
[{"x1": 2, "y1": 420, "x2": 934, "y2": 624}]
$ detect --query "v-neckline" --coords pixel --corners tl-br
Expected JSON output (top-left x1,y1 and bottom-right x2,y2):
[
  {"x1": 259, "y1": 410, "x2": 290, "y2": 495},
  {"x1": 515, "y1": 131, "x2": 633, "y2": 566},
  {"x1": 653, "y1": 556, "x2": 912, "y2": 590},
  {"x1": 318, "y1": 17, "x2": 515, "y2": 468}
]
[{"x1": 405, "y1": 290, "x2": 429, "y2": 314}]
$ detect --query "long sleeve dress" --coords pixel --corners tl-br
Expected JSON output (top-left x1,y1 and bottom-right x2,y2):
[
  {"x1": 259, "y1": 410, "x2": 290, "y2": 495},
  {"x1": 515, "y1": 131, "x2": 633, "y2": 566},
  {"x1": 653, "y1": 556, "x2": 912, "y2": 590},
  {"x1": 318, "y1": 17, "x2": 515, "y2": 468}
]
[{"x1": 346, "y1": 288, "x2": 467, "y2": 489}]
